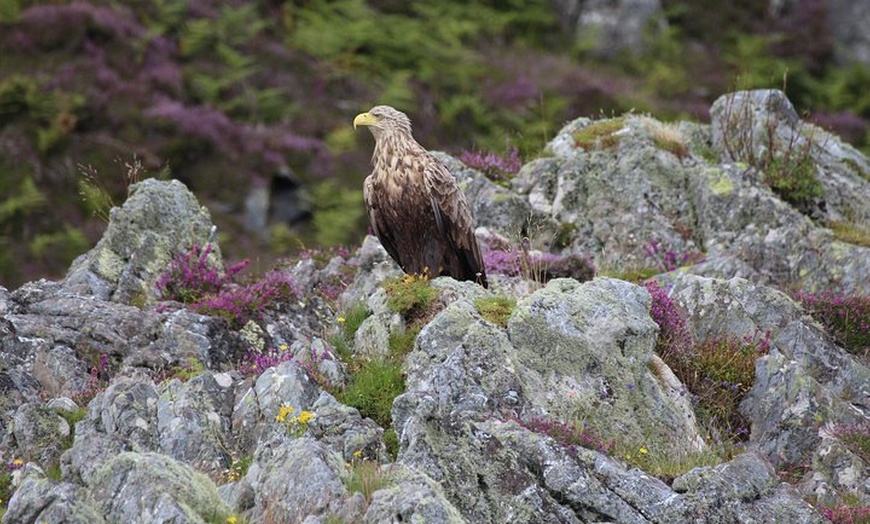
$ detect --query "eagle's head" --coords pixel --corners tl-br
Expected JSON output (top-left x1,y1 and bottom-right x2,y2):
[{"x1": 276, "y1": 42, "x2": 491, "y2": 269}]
[{"x1": 353, "y1": 105, "x2": 412, "y2": 139}]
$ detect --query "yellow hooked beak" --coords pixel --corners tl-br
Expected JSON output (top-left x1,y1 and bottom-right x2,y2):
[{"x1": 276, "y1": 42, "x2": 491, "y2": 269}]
[{"x1": 353, "y1": 112, "x2": 379, "y2": 129}]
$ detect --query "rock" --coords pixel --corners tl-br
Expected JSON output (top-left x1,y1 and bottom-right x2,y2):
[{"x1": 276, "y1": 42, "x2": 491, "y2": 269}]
[
  {"x1": 63, "y1": 178, "x2": 219, "y2": 305},
  {"x1": 231, "y1": 360, "x2": 323, "y2": 454},
  {"x1": 242, "y1": 436, "x2": 359, "y2": 523},
  {"x1": 11, "y1": 403, "x2": 71, "y2": 466},
  {"x1": 89, "y1": 452, "x2": 234, "y2": 524},
  {"x1": 2, "y1": 464, "x2": 104, "y2": 524},
  {"x1": 362, "y1": 465, "x2": 467, "y2": 524},
  {"x1": 552, "y1": 0, "x2": 666, "y2": 57}
]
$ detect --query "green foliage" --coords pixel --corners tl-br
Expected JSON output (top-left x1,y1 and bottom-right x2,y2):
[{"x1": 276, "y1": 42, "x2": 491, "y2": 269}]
[
  {"x1": 388, "y1": 326, "x2": 420, "y2": 358},
  {"x1": 0, "y1": 0, "x2": 20, "y2": 23},
  {"x1": 474, "y1": 296, "x2": 517, "y2": 327},
  {"x1": 0, "y1": 176, "x2": 46, "y2": 223},
  {"x1": 310, "y1": 181, "x2": 364, "y2": 247},
  {"x1": 336, "y1": 359, "x2": 404, "y2": 428},
  {"x1": 572, "y1": 118, "x2": 626, "y2": 150},
  {"x1": 29, "y1": 227, "x2": 89, "y2": 262},
  {"x1": 763, "y1": 149, "x2": 824, "y2": 211},
  {"x1": 383, "y1": 428, "x2": 399, "y2": 461},
  {"x1": 330, "y1": 303, "x2": 371, "y2": 361},
  {"x1": 162, "y1": 358, "x2": 206, "y2": 383},
  {"x1": 617, "y1": 443, "x2": 725, "y2": 483},
  {"x1": 383, "y1": 274, "x2": 438, "y2": 321},
  {"x1": 796, "y1": 291, "x2": 870, "y2": 358},
  {"x1": 825, "y1": 64, "x2": 870, "y2": 118},
  {"x1": 56, "y1": 407, "x2": 88, "y2": 450}
]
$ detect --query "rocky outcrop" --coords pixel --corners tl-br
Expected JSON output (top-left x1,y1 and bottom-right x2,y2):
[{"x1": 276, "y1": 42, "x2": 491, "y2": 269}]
[{"x1": 2, "y1": 90, "x2": 867, "y2": 523}]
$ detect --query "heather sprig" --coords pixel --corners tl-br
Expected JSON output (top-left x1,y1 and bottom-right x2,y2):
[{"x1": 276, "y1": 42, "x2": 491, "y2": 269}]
[
  {"x1": 72, "y1": 353, "x2": 110, "y2": 406},
  {"x1": 643, "y1": 239, "x2": 705, "y2": 273},
  {"x1": 193, "y1": 270, "x2": 298, "y2": 329},
  {"x1": 459, "y1": 146, "x2": 521, "y2": 183},
  {"x1": 818, "y1": 504, "x2": 870, "y2": 524},
  {"x1": 513, "y1": 416, "x2": 615, "y2": 456},
  {"x1": 829, "y1": 420, "x2": 870, "y2": 463},
  {"x1": 795, "y1": 290, "x2": 870, "y2": 357},
  {"x1": 156, "y1": 244, "x2": 247, "y2": 304},
  {"x1": 157, "y1": 245, "x2": 298, "y2": 329}
]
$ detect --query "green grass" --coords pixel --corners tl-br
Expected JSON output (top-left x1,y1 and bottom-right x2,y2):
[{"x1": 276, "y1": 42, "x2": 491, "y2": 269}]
[
  {"x1": 474, "y1": 296, "x2": 517, "y2": 327},
  {"x1": 828, "y1": 221, "x2": 870, "y2": 248},
  {"x1": 343, "y1": 458, "x2": 393, "y2": 505},
  {"x1": 616, "y1": 443, "x2": 725, "y2": 483},
  {"x1": 336, "y1": 360, "x2": 404, "y2": 428}
]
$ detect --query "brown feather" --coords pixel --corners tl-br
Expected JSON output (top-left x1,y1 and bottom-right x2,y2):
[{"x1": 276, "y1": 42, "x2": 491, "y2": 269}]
[{"x1": 357, "y1": 106, "x2": 488, "y2": 287}]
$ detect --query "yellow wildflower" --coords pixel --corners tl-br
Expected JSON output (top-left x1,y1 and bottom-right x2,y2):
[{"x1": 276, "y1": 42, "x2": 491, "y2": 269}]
[
  {"x1": 337, "y1": 316, "x2": 346, "y2": 324},
  {"x1": 275, "y1": 404, "x2": 294, "y2": 422},
  {"x1": 639, "y1": 447, "x2": 648, "y2": 455},
  {"x1": 279, "y1": 344, "x2": 288, "y2": 351},
  {"x1": 11, "y1": 458, "x2": 23, "y2": 468},
  {"x1": 226, "y1": 516, "x2": 239, "y2": 524},
  {"x1": 353, "y1": 450, "x2": 363, "y2": 459},
  {"x1": 296, "y1": 410, "x2": 315, "y2": 425}
]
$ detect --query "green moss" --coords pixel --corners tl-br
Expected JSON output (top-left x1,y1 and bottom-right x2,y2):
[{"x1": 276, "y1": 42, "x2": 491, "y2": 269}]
[
  {"x1": 598, "y1": 267, "x2": 660, "y2": 282},
  {"x1": 572, "y1": 118, "x2": 626, "y2": 150},
  {"x1": 474, "y1": 296, "x2": 517, "y2": 327},
  {"x1": 764, "y1": 152, "x2": 824, "y2": 213}
]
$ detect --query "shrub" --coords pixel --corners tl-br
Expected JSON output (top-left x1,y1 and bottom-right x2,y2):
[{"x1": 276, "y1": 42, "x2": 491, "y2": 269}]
[
  {"x1": 827, "y1": 221, "x2": 870, "y2": 248},
  {"x1": 158, "y1": 244, "x2": 298, "y2": 329},
  {"x1": 343, "y1": 453, "x2": 393, "y2": 505},
  {"x1": 795, "y1": 291, "x2": 870, "y2": 358},
  {"x1": 515, "y1": 416, "x2": 614, "y2": 455},
  {"x1": 644, "y1": 280, "x2": 768, "y2": 442},
  {"x1": 829, "y1": 421, "x2": 870, "y2": 463}
]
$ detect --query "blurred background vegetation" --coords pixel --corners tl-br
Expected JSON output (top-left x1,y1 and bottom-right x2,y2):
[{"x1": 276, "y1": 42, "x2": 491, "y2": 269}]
[{"x1": 1, "y1": 0, "x2": 868, "y2": 288}]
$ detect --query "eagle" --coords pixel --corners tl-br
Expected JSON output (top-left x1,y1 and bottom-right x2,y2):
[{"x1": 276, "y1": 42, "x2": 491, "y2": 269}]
[{"x1": 354, "y1": 105, "x2": 488, "y2": 288}]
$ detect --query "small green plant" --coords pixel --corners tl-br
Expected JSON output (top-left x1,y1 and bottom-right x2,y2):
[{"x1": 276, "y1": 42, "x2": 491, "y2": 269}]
[
  {"x1": 640, "y1": 117, "x2": 690, "y2": 159},
  {"x1": 56, "y1": 407, "x2": 88, "y2": 450},
  {"x1": 572, "y1": 118, "x2": 625, "y2": 150},
  {"x1": 161, "y1": 357, "x2": 206, "y2": 383},
  {"x1": 328, "y1": 303, "x2": 371, "y2": 361},
  {"x1": 383, "y1": 273, "x2": 438, "y2": 322},
  {"x1": 343, "y1": 451, "x2": 393, "y2": 505},
  {"x1": 388, "y1": 327, "x2": 420, "y2": 359},
  {"x1": 474, "y1": 296, "x2": 517, "y2": 327}
]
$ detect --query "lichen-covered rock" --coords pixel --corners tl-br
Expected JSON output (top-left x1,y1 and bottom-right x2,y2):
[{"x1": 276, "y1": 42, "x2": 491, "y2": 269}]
[
  {"x1": 362, "y1": 464, "x2": 467, "y2": 524},
  {"x1": 242, "y1": 436, "x2": 360, "y2": 523},
  {"x1": 231, "y1": 360, "x2": 323, "y2": 454},
  {"x1": 2, "y1": 464, "x2": 104, "y2": 524},
  {"x1": 63, "y1": 178, "x2": 220, "y2": 305},
  {"x1": 10, "y1": 403, "x2": 71, "y2": 466},
  {"x1": 89, "y1": 452, "x2": 234, "y2": 524}
]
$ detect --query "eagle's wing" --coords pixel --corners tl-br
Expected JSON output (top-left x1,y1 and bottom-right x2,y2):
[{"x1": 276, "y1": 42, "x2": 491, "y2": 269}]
[
  {"x1": 363, "y1": 175, "x2": 403, "y2": 267},
  {"x1": 422, "y1": 156, "x2": 487, "y2": 285}
]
